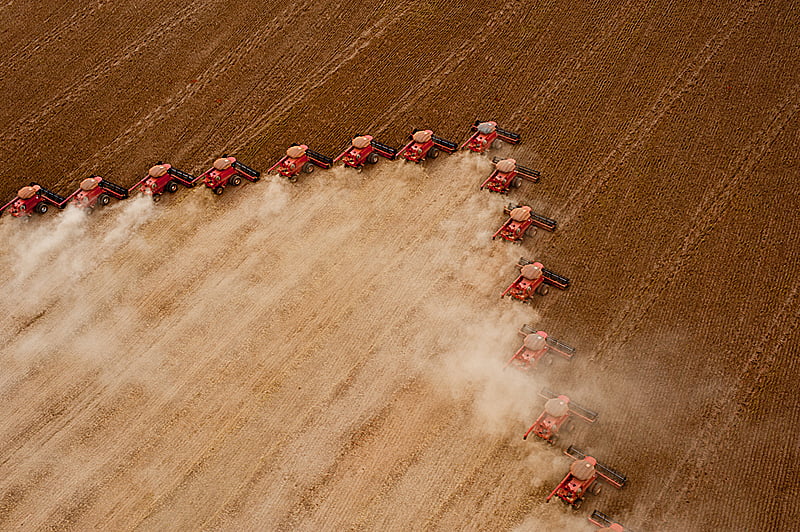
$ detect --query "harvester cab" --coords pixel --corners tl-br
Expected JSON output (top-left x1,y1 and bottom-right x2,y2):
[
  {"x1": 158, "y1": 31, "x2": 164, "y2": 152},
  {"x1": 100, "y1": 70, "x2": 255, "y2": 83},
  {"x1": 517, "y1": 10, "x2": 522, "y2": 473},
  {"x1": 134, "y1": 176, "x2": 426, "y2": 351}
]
[
  {"x1": 501, "y1": 257, "x2": 570, "y2": 302},
  {"x1": 546, "y1": 446, "x2": 626, "y2": 509},
  {"x1": 481, "y1": 157, "x2": 540, "y2": 194},
  {"x1": 522, "y1": 389, "x2": 598, "y2": 444},
  {"x1": 589, "y1": 510, "x2": 628, "y2": 531},
  {"x1": 398, "y1": 129, "x2": 458, "y2": 163},
  {"x1": 493, "y1": 203, "x2": 557, "y2": 242},
  {"x1": 0, "y1": 182, "x2": 68, "y2": 218},
  {"x1": 505, "y1": 324, "x2": 575, "y2": 371},
  {"x1": 132, "y1": 162, "x2": 200, "y2": 200},
  {"x1": 201, "y1": 156, "x2": 261, "y2": 195},
  {"x1": 335, "y1": 135, "x2": 398, "y2": 168},
  {"x1": 269, "y1": 144, "x2": 333, "y2": 182},
  {"x1": 461, "y1": 120, "x2": 520, "y2": 153},
  {"x1": 68, "y1": 175, "x2": 129, "y2": 210}
]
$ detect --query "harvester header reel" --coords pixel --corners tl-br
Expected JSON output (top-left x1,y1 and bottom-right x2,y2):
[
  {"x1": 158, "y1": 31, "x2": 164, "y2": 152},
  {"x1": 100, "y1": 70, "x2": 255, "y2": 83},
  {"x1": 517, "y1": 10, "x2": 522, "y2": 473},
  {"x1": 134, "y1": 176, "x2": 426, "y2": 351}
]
[
  {"x1": 589, "y1": 510, "x2": 628, "y2": 531},
  {"x1": 461, "y1": 120, "x2": 521, "y2": 153},
  {"x1": 201, "y1": 155, "x2": 261, "y2": 195},
  {"x1": 335, "y1": 135, "x2": 398, "y2": 168},
  {"x1": 522, "y1": 389, "x2": 598, "y2": 443},
  {"x1": 269, "y1": 144, "x2": 333, "y2": 181},
  {"x1": 493, "y1": 203, "x2": 557, "y2": 242},
  {"x1": 399, "y1": 129, "x2": 457, "y2": 163}
]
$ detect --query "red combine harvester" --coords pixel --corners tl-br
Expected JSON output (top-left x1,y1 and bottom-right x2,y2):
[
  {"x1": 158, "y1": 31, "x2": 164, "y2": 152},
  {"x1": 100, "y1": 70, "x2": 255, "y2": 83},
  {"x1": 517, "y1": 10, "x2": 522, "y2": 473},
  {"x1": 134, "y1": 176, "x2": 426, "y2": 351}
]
[
  {"x1": 269, "y1": 144, "x2": 333, "y2": 182},
  {"x1": 505, "y1": 324, "x2": 575, "y2": 371},
  {"x1": 480, "y1": 157, "x2": 540, "y2": 194},
  {"x1": 501, "y1": 258, "x2": 569, "y2": 302},
  {"x1": 200, "y1": 156, "x2": 261, "y2": 195},
  {"x1": 0, "y1": 183, "x2": 69, "y2": 218},
  {"x1": 547, "y1": 446, "x2": 626, "y2": 510},
  {"x1": 131, "y1": 163, "x2": 200, "y2": 200},
  {"x1": 461, "y1": 120, "x2": 520, "y2": 153},
  {"x1": 522, "y1": 389, "x2": 598, "y2": 444},
  {"x1": 398, "y1": 129, "x2": 458, "y2": 163},
  {"x1": 589, "y1": 510, "x2": 628, "y2": 531},
  {"x1": 335, "y1": 135, "x2": 398, "y2": 168},
  {"x1": 493, "y1": 203, "x2": 557, "y2": 243},
  {"x1": 67, "y1": 176, "x2": 129, "y2": 210}
]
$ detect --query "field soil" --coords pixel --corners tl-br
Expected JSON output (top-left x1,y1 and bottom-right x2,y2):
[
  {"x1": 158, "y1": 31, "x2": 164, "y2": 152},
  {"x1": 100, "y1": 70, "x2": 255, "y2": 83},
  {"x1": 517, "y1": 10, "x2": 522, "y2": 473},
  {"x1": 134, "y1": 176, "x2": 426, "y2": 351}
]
[{"x1": 0, "y1": 1, "x2": 798, "y2": 531}]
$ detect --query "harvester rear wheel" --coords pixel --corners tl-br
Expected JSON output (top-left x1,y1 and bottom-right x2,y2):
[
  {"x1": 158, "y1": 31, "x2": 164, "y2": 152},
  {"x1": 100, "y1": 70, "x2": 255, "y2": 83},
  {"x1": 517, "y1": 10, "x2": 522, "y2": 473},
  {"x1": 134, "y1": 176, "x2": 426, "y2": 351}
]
[
  {"x1": 98, "y1": 194, "x2": 111, "y2": 206},
  {"x1": 230, "y1": 176, "x2": 242, "y2": 186},
  {"x1": 366, "y1": 152, "x2": 380, "y2": 164},
  {"x1": 513, "y1": 177, "x2": 522, "y2": 188},
  {"x1": 428, "y1": 147, "x2": 440, "y2": 159},
  {"x1": 303, "y1": 162, "x2": 315, "y2": 174},
  {"x1": 166, "y1": 181, "x2": 179, "y2": 193},
  {"x1": 536, "y1": 285, "x2": 549, "y2": 296},
  {"x1": 213, "y1": 186, "x2": 224, "y2": 195},
  {"x1": 35, "y1": 203, "x2": 48, "y2": 214}
]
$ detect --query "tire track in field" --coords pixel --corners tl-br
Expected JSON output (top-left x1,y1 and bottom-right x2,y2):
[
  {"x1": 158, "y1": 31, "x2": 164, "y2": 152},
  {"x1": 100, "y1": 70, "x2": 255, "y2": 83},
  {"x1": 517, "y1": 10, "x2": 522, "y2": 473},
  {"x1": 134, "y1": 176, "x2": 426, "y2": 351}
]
[
  {"x1": 0, "y1": 0, "x2": 109, "y2": 79},
  {"x1": 0, "y1": 0, "x2": 210, "y2": 150},
  {"x1": 228, "y1": 1, "x2": 418, "y2": 155},
  {"x1": 506, "y1": 0, "x2": 638, "y2": 126},
  {"x1": 593, "y1": 85, "x2": 798, "y2": 361},
  {"x1": 557, "y1": 0, "x2": 763, "y2": 225},
  {"x1": 643, "y1": 279, "x2": 800, "y2": 528}
]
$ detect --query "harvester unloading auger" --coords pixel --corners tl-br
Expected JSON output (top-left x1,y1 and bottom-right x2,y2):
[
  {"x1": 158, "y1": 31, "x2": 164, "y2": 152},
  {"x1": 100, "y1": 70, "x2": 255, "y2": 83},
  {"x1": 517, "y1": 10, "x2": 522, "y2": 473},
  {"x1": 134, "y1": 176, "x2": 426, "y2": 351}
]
[{"x1": 522, "y1": 389, "x2": 598, "y2": 444}]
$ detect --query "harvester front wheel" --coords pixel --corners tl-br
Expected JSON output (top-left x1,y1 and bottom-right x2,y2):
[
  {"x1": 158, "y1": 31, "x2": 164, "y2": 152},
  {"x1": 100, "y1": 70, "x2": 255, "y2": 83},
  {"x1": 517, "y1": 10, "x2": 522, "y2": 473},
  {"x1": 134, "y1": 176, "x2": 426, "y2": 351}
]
[
  {"x1": 303, "y1": 162, "x2": 315, "y2": 174},
  {"x1": 98, "y1": 194, "x2": 111, "y2": 206},
  {"x1": 536, "y1": 285, "x2": 549, "y2": 296},
  {"x1": 366, "y1": 152, "x2": 379, "y2": 164},
  {"x1": 213, "y1": 186, "x2": 224, "y2": 195},
  {"x1": 166, "y1": 181, "x2": 179, "y2": 193},
  {"x1": 428, "y1": 147, "x2": 440, "y2": 159},
  {"x1": 35, "y1": 203, "x2": 48, "y2": 214},
  {"x1": 230, "y1": 176, "x2": 242, "y2": 186}
]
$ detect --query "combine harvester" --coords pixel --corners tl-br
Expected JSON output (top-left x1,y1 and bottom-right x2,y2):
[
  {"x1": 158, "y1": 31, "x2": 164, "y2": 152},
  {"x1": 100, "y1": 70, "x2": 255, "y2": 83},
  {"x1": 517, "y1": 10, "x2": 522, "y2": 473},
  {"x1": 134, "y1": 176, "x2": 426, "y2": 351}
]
[
  {"x1": 0, "y1": 183, "x2": 69, "y2": 218},
  {"x1": 461, "y1": 120, "x2": 520, "y2": 153},
  {"x1": 131, "y1": 162, "x2": 199, "y2": 201},
  {"x1": 522, "y1": 390, "x2": 597, "y2": 444},
  {"x1": 335, "y1": 135, "x2": 397, "y2": 168},
  {"x1": 200, "y1": 156, "x2": 260, "y2": 195},
  {"x1": 589, "y1": 510, "x2": 629, "y2": 531},
  {"x1": 269, "y1": 144, "x2": 333, "y2": 182},
  {"x1": 481, "y1": 157, "x2": 540, "y2": 194},
  {"x1": 547, "y1": 446, "x2": 626, "y2": 510},
  {"x1": 501, "y1": 258, "x2": 569, "y2": 302},
  {"x1": 398, "y1": 129, "x2": 457, "y2": 163},
  {"x1": 493, "y1": 203, "x2": 557, "y2": 243},
  {"x1": 67, "y1": 175, "x2": 130, "y2": 211},
  {"x1": 505, "y1": 324, "x2": 575, "y2": 371}
]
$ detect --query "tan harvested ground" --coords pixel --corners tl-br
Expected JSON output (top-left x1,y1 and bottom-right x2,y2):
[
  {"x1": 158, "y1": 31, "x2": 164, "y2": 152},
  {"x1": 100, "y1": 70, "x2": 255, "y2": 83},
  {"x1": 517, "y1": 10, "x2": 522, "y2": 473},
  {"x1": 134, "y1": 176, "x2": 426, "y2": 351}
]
[{"x1": 0, "y1": 1, "x2": 798, "y2": 531}]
